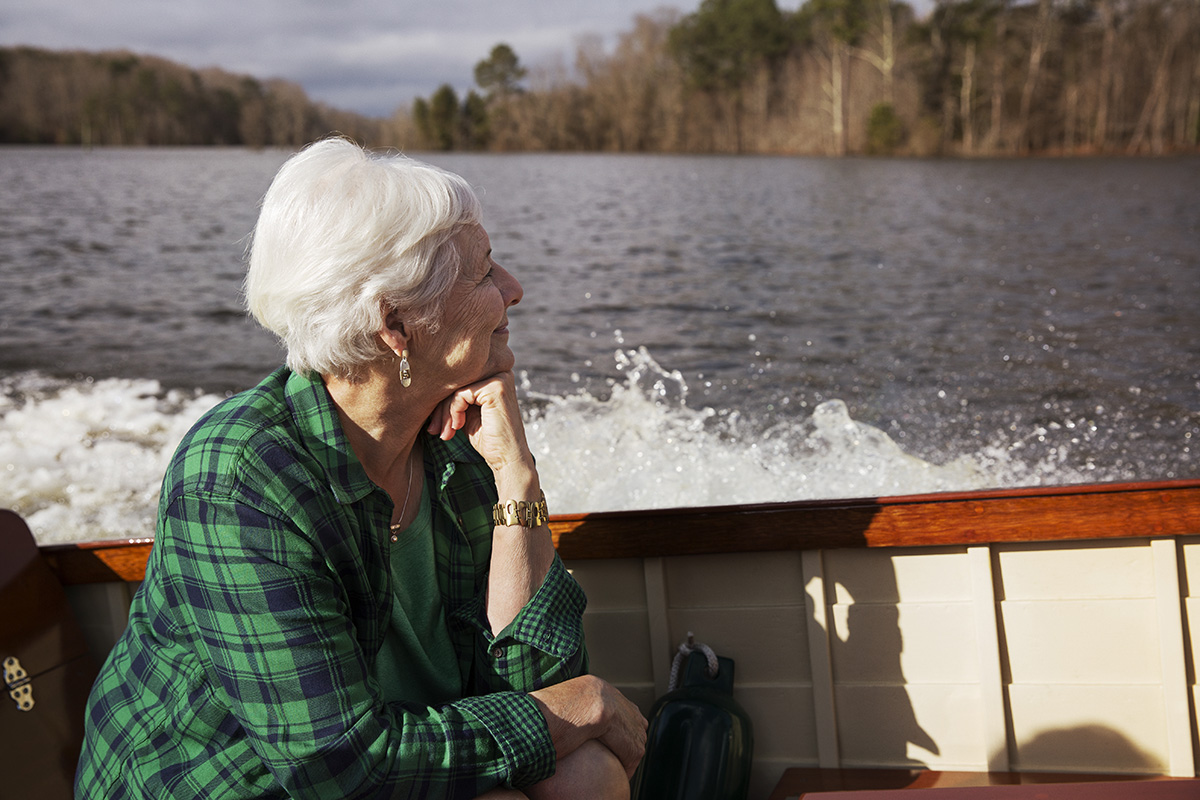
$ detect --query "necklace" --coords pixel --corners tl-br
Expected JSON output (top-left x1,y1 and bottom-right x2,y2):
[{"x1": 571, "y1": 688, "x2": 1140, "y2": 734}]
[{"x1": 388, "y1": 449, "x2": 417, "y2": 543}]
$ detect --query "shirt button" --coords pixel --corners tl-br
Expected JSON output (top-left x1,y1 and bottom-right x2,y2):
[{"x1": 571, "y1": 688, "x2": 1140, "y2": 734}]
[{"x1": 492, "y1": 647, "x2": 503, "y2": 659}]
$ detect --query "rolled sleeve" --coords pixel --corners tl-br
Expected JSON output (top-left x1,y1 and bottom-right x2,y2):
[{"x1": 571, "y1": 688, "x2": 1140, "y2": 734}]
[
  {"x1": 457, "y1": 555, "x2": 590, "y2": 695},
  {"x1": 456, "y1": 692, "x2": 557, "y2": 788}
]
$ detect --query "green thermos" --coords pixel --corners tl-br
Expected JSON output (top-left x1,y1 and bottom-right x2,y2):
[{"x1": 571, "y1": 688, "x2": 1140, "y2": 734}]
[{"x1": 631, "y1": 644, "x2": 754, "y2": 800}]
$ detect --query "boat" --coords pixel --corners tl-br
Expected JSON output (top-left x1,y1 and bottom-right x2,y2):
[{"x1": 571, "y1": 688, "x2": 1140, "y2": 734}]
[{"x1": 22, "y1": 478, "x2": 1200, "y2": 797}]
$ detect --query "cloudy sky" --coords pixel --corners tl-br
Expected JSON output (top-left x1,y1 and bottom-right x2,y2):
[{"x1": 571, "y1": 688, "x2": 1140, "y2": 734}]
[{"x1": 0, "y1": 0, "x2": 845, "y2": 117}]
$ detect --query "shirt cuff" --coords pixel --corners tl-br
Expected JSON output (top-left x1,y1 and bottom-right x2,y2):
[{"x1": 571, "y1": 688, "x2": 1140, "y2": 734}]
[
  {"x1": 456, "y1": 691, "x2": 556, "y2": 788},
  {"x1": 500, "y1": 555, "x2": 587, "y2": 654},
  {"x1": 457, "y1": 555, "x2": 588, "y2": 658}
]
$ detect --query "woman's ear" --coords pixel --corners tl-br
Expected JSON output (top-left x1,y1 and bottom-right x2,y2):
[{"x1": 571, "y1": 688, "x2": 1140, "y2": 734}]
[{"x1": 379, "y1": 305, "x2": 411, "y2": 357}]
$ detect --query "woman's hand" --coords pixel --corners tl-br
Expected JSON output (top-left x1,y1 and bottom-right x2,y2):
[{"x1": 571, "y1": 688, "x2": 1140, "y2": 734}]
[
  {"x1": 427, "y1": 371, "x2": 533, "y2": 480},
  {"x1": 530, "y1": 675, "x2": 648, "y2": 779}
]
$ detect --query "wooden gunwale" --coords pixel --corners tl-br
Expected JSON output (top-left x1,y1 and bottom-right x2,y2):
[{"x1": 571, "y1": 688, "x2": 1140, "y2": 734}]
[{"x1": 38, "y1": 478, "x2": 1200, "y2": 585}]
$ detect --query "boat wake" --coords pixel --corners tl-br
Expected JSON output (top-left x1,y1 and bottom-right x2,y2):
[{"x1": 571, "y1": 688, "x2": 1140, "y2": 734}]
[
  {"x1": 523, "y1": 347, "x2": 1111, "y2": 514},
  {"x1": 1, "y1": 348, "x2": 1132, "y2": 545},
  {"x1": 0, "y1": 373, "x2": 222, "y2": 545}
]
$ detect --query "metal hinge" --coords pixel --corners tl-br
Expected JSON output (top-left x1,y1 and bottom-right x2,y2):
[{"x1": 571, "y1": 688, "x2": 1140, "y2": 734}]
[{"x1": 3, "y1": 656, "x2": 34, "y2": 711}]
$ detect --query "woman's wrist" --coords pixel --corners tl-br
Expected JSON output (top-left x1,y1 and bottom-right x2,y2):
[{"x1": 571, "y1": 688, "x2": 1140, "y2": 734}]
[{"x1": 492, "y1": 460, "x2": 540, "y2": 503}]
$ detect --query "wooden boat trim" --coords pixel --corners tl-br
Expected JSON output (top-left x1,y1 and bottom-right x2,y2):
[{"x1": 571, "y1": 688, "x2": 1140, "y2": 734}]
[
  {"x1": 38, "y1": 479, "x2": 1200, "y2": 584},
  {"x1": 550, "y1": 478, "x2": 1200, "y2": 558}
]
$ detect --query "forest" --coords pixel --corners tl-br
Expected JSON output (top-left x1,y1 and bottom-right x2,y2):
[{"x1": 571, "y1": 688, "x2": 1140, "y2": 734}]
[
  {"x1": 0, "y1": 48, "x2": 397, "y2": 148},
  {"x1": 2, "y1": 0, "x2": 1197, "y2": 156}
]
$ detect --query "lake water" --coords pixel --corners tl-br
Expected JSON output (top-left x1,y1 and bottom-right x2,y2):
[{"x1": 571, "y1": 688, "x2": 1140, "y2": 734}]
[{"x1": 1, "y1": 147, "x2": 1197, "y2": 544}]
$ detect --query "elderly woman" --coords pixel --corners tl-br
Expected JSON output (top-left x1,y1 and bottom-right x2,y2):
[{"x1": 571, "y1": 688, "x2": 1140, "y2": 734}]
[{"x1": 76, "y1": 138, "x2": 646, "y2": 799}]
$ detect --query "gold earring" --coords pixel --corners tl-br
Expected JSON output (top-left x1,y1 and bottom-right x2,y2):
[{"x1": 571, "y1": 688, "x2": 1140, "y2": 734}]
[{"x1": 398, "y1": 349, "x2": 412, "y2": 388}]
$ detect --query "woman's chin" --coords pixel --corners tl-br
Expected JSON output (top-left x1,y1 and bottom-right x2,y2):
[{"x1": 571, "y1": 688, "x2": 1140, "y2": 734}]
[{"x1": 492, "y1": 347, "x2": 516, "y2": 375}]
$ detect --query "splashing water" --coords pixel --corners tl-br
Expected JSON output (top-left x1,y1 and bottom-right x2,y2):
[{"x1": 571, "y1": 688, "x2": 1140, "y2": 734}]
[
  {"x1": 1, "y1": 349, "x2": 1137, "y2": 545},
  {"x1": 522, "y1": 347, "x2": 1090, "y2": 513},
  {"x1": 0, "y1": 373, "x2": 222, "y2": 545}
]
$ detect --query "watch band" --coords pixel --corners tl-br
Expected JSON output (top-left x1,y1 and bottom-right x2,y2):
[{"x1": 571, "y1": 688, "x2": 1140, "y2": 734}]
[{"x1": 492, "y1": 490, "x2": 548, "y2": 528}]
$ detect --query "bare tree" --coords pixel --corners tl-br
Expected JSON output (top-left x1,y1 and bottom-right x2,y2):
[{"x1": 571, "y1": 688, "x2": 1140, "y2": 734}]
[
  {"x1": 1091, "y1": 0, "x2": 1120, "y2": 149},
  {"x1": 1015, "y1": 0, "x2": 1055, "y2": 153},
  {"x1": 851, "y1": 0, "x2": 900, "y2": 103},
  {"x1": 981, "y1": 0, "x2": 1009, "y2": 152},
  {"x1": 1127, "y1": 0, "x2": 1190, "y2": 153}
]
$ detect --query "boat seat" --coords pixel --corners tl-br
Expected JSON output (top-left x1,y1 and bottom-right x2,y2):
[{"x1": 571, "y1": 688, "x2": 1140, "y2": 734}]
[{"x1": 0, "y1": 509, "x2": 99, "y2": 800}]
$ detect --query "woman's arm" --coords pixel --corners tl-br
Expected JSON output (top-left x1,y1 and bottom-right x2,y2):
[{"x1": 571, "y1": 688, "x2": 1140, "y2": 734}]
[
  {"x1": 428, "y1": 371, "x2": 554, "y2": 634},
  {"x1": 429, "y1": 372, "x2": 648, "y2": 778},
  {"x1": 487, "y1": 462, "x2": 555, "y2": 633}
]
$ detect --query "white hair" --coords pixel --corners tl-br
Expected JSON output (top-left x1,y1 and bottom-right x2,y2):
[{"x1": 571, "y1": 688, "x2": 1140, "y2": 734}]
[{"x1": 245, "y1": 137, "x2": 482, "y2": 379}]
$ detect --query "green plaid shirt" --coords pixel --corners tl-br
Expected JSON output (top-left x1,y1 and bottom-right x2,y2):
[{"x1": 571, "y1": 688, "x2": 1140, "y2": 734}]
[{"x1": 77, "y1": 368, "x2": 588, "y2": 800}]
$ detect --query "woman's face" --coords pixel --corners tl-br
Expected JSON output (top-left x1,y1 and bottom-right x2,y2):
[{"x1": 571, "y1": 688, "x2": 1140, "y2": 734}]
[{"x1": 417, "y1": 223, "x2": 523, "y2": 390}]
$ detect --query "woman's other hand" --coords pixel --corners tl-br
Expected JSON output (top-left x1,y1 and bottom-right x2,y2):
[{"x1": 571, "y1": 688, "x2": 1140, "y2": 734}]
[{"x1": 530, "y1": 675, "x2": 648, "y2": 780}]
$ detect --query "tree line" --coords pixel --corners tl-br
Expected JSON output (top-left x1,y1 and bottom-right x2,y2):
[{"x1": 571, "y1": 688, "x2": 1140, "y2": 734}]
[
  {"x1": 3, "y1": 0, "x2": 1197, "y2": 156},
  {"x1": 0, "y1": 47, "x2": 403, "y2": 147},
  {"x1": 413, "y1": 0, "x2": 1200, "y2": 156}
]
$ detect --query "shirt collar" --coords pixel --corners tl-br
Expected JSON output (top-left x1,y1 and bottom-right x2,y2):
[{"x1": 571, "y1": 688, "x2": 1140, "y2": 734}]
[
  {"x1": 283, "y1": 368, "x2": 376, "y2": 505},
  {"x1": 282, "y1": 368, "x2": 486, "y2": 503}
]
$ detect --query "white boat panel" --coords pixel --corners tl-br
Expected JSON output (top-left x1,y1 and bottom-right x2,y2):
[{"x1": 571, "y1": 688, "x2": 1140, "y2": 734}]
[
  {"x1": 562, "y1": 534, "x2": 1199, "y2": 795},
  {"x1": 825, "y1": 546, "x2": 972, "y2": 603},
  {"x1": 995, "y1": 539, "x2": 1157, "y2": 599},
  {"x1": 581, "y1": 609, "x2": 654, "y2": 684},
  {"x1": 567, "y1": 557, "x2": 646, "y2": 607},
  {"x1": 663, "y1": 550, "x2": 808, "y2": 608},
  {"x1": 802, "y1": 549, "x2": 840, "y2": 768},
  {"x1": 968, "y1": 545, "x2": 1008, "y2": 771},
  {"x1": 733, "y1": 685, "x2": 816, "y2": 759},
  {"x1": 834, "y1": 682, "x2": 984, "y2": 767},
  {"x1": 1151, "y1": 539, "x2": 1191, "y2": 776},
  {"x1": 830, "y1": 601, "x2": 979, "y2": 683},
  {"x1": 1006, "y1": 684, "x2": 1168, "y2": 773},
  {"x1": 1000, "y1": 598, "x2": 1161, "y2": 683}
]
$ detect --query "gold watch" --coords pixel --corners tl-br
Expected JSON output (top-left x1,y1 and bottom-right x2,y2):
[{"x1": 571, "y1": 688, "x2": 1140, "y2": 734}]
[{"x1": 492, "y1": 491, "x2": 549, "y2": 528}]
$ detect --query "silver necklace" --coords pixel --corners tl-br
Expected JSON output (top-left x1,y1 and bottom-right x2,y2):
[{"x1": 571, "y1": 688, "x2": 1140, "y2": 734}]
[{"x1": 388, "y1": 451, "x2": 417, "y2": 543}]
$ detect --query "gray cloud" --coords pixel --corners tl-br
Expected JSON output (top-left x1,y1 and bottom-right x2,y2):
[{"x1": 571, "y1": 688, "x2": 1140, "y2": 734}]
[{"x1": 2, "y1": 0, "x2": 705, "y2": 116}]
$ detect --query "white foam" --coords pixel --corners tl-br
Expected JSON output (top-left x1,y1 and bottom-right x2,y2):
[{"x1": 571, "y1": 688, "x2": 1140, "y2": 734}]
[
  {"x1": 524, "y1": 348, "x2": 1076, "y2": 512},
  {"x1": 0, "y1": 374, "x2": 222, "y2": 545},
  {"x1": 1, "y1": 349, "x2": 1117, "y2": 545}
]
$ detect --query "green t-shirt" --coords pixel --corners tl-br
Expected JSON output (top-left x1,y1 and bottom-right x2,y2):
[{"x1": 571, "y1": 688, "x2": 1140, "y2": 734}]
[{"x1": 375, "y1": 485, "x2": 462, "y2": 705}]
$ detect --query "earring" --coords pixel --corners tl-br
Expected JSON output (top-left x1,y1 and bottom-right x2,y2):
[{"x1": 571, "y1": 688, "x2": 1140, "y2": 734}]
[{"x1": 398, "y1": 349, "x2": 412, "y2": 388}]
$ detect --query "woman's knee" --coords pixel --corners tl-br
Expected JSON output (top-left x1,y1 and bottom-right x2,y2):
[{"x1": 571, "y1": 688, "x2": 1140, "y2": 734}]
[
  {"x1": 475, "y1": 789, "x2": 529, "y2": 799},
  {"x1": 527, "y1": 739, "x2": 629, "y2": 800}
]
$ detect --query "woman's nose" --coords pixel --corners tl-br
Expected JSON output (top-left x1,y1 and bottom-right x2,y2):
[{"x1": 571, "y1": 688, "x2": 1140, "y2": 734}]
[{"x1": 498, "y1": 264, "x2": 523, "y2": 307}]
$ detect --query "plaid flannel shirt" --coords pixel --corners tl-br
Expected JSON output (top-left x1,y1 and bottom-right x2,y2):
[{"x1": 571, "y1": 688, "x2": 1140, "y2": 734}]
[{"x1": 77, "y1": 368, "x2": 588, "y2": 800}]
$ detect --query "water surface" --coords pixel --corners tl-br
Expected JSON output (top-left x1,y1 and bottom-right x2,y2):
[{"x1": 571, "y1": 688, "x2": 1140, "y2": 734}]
[{"x1": 1, "y1": 148, "x2": 1196, "y2": 542}]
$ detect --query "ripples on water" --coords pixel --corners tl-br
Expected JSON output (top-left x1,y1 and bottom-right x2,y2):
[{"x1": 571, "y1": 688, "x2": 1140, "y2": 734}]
[{"x1": 0, "y1": 148, "x2": 1196, "y2": 543}]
